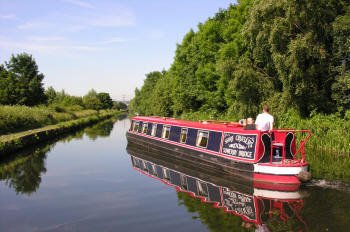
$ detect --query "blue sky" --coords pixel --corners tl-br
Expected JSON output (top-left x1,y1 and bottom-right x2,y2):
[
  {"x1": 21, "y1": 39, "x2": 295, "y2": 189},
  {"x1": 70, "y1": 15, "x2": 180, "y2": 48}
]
[{"x1": 0, "y1": 0, "x2": 235, "y2": 100}]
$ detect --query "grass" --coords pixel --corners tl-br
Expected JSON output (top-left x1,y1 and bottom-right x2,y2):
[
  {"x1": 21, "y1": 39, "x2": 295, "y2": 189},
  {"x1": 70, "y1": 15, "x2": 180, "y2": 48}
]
[
  {"x1": 0, "y1": 105, "x2": 112, "y2": 135},
  {"x1": 0, "y1": 110, "x2": 124, "y2": 156}
]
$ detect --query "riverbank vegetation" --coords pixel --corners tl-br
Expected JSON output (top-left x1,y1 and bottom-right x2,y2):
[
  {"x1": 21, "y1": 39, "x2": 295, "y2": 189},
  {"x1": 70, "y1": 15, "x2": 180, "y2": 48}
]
[
  {"x1": 0, "y1": 53, "x2": 127, "y2": 136},
  {"x1": 0, "y1": 110, "x2": 124, "y2": 156},
  {"x1": 130, "y1": 0, "x2": 350, "y2": 180}
]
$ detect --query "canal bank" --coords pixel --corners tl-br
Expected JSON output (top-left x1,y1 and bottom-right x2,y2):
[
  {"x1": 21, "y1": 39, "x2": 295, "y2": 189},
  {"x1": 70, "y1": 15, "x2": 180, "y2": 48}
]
[{"x1": 0, "y1": 110, "x2": 126, "y2": 157}]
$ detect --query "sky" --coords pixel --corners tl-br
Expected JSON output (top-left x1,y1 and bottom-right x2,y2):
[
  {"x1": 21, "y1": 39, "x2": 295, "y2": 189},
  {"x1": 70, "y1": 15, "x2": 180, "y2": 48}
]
[{"x1": 0, "y1": 0, "x2": 235, "y2": 100}]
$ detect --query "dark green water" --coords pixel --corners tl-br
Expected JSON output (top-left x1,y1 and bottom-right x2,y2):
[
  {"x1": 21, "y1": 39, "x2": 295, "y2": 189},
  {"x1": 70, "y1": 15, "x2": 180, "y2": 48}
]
[{"x1": 0, "y1": 119, "x2": 349, "y2": 232}]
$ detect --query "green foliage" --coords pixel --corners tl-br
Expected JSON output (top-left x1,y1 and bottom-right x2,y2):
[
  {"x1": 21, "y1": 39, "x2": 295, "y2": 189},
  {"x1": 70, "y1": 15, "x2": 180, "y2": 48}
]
[
  {"x1": 0, "y1": 53, "x2": 47, "y2": 106},
  {"x1": 113, "y1": 101, "x2": 128, "y2": 110},
  {"x1": 47, "y1": 88, "x2": 84, "y2": 109},
  {"x1": 129, "y1": 71, "x2": 164, "y2": 115},
  {"x1": 0, "y1": 110, "x2": 122, "y2": 156},
  {"x1": 177, "y1": 192, "x2": 250, "y2": 232},
  {"x1": 97, "y1": 92, "x2": 113, "y2": 109},
  {"x1": 277, "y1": 109, "x2": 350, "y2": 180},
  {"x1": 0, "y1": 105, "x2": 103, "y2": 135},
  {"x1": 133, "y1": 0, "x2": 349, "y2": 118},
  {"x1": 83, "y1": 89, "x2": 102, "y2": 110},
  {"x1": 331, "y1": 6, "x2": 350, "y2": 114}
]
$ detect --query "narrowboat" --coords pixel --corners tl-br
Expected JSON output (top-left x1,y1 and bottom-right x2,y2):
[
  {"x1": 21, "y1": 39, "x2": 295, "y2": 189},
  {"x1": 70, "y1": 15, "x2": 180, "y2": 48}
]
[
  {"x1": 126, "y1": 116, "x2": 312, "y2": 186},
  {"x1": 127, "y1": 144, "x2": 308, "y2": 230}
]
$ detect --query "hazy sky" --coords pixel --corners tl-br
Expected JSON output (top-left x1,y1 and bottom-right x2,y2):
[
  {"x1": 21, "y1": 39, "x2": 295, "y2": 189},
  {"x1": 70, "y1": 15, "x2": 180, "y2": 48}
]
[{"x1": 0, "y1": 0, "x2": 235, "y2": 100}]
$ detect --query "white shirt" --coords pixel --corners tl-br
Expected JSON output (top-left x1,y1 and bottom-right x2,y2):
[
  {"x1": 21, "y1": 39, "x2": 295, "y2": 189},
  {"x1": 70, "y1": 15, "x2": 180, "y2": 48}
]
[{"x1": 255, "y1": 112, "x2": 274, "y2": 131}]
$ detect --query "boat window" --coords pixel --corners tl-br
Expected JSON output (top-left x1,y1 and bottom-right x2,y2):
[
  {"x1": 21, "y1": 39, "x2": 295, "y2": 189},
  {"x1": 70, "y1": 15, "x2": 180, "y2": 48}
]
[
  {"x1": 162, "y1": 125, "x2": 171, "y2": 139},
  {"x1": 197, "y1": 181, "x2": 208, "y2": 197},
  {"x1": 196, "y1": 130, "x2": 209, "y2": 148},
  {"x1": 133, "y1": 121, "x2": 140, "y2": 132},
  {"x1": 142, "y1": 123, "x2": 148, "y2": 134},
  {"x1": 180, "y1": 128, "x2": 188, "y2": 143},
  {"x1": 181, "y1": 175, "x2": 188, "y2": 190},
  {"x1": 163, "y1": 169, "x2": 170, "y2": 180},
  {"x1": 151, "y1": 124, "x2": 157, "y2": 136}
]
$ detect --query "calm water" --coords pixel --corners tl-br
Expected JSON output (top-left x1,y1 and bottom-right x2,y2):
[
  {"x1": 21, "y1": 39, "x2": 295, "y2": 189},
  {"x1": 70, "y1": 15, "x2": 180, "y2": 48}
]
[{"x1": 0, "y1": 118, "x2": 349, "y2": 232}]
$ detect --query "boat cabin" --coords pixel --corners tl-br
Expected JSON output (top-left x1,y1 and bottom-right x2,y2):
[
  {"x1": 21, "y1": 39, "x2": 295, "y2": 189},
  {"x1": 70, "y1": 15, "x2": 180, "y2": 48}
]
[{"x1": 129, "y1": 116, "x2": 310, "y2": 165}]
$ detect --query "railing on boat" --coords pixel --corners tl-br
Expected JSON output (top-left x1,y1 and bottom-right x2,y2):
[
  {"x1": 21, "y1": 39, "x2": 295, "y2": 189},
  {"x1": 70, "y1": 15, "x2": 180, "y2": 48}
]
[{"x1": 270, "y1": 129, "x2": 312, "y2": 165}]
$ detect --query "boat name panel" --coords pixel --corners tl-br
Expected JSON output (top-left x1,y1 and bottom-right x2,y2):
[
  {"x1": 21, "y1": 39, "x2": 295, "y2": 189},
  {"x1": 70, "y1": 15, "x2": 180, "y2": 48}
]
[
  {"x1": 222, "y1": 133, "x2": 257, "y2": 159},
  {"x1": 222, "y1": 188, "x2": 256, "y2": 220}
]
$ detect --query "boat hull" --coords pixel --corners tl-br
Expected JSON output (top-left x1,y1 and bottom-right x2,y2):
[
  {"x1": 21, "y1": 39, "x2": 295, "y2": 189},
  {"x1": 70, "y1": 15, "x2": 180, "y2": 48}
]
[{"x1": 126, "y1": 131, "x2": 303, "y2": 187}]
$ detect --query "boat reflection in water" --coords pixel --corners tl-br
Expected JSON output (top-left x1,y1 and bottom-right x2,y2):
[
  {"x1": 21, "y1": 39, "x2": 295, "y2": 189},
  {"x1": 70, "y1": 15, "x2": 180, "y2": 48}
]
[{"x1": 127, "y1": 144, "x2": 308, "y2": 232}]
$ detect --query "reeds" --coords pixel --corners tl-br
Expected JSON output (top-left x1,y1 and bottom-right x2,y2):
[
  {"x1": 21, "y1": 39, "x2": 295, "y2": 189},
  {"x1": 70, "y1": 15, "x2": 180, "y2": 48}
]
[{"x1": 0, "y1": 105, "x2": 102, "y2": 135}]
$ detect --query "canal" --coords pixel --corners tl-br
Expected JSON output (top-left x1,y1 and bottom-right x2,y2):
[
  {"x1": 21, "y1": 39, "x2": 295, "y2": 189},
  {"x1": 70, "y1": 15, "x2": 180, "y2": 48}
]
[{"x1": 1, "y1": 118, "x2": 349, "y2": 232}]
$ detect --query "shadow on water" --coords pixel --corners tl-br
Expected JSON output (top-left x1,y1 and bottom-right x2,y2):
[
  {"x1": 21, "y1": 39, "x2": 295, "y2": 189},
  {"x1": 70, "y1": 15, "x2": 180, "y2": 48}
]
[
  {"x1": 0, "y1": 118, "x2": 117, "y2": 195},
  {"x1": 126, "y1": 143, "x2": 350, "y2": 232}
]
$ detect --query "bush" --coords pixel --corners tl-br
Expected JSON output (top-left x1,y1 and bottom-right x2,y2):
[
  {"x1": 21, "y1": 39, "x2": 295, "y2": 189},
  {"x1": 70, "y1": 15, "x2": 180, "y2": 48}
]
[{"x1": 0, "y1": 105, "x2": 105, "y2": 135}]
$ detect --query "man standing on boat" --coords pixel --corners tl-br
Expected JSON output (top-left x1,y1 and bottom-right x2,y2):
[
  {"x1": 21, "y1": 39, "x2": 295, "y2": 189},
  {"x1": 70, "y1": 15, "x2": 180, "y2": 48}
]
[{"x1": 255, "y1": 105, "x2": 274, "y2": 131}]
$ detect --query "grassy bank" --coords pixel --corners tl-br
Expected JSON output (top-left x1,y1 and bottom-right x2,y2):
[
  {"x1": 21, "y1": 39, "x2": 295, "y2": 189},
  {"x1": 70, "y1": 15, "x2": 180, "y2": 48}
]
[
  {"x1": 0, "y1": 110, "x2": 125, "y2": 156},
  {"x1": 0, "y1": 105, "x2": 103, "y2": 135}
]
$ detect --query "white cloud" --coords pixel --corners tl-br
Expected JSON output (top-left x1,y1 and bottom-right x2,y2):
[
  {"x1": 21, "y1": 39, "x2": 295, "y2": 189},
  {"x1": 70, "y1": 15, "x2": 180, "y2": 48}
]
[
  {"x1": 16, "y1": 4, "x2": 135, "y2": 33},
  {"x1": 61, "y1": 0, "x2": 95, "y2": 9},
  {"x1": 88, "y1": 12, "x2": 135, "y2": 27},
  {"x1": 147, "y1": 30, "x2": 165, "y2": 40},
  {"x1": 17, "y1": 22, "x2": 52, "y2": 30},
  {"x1": 0, "y1": 37, "x2": 103, "y2": 54},
  {"x1": 28, "y1": 36, "x2": 66, "y2": 42},
  {"x1": 99, "y1": 37, "x2": 127, "y2": 44},
  {"x1": 0, "y1": 14, "x2": 16, "y2": 19}
]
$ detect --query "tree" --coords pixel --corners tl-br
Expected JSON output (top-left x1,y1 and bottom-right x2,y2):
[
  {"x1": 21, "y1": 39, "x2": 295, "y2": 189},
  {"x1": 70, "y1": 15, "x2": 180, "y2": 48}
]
[
  {"x1": 129, "y1": 71, "x2": 163, "y2": 115},
  {"x1": 5, "y1": 53, "x2": 47, "y2": 106},
  {"x1": 45, "y1": 86, "x2": 57, "y2": 105},
  {"x1": 243, "y1": 0, "x2": 348, "y2": 116},
  {"x1": 0, "y1": 64, "x2": 19, "y2": 105},
  {"x1": 331, "y1": 7, "x2": 350, "y2": 114},
  {"x1": 113, "y1": 101, "x2": 127, "y2": 110},
  {"x1": 97, "y1": 92, "x2": 113, "y2": 109},
  {"x1": 83, "y1": 89, "x2": 102, "y2": 110}
]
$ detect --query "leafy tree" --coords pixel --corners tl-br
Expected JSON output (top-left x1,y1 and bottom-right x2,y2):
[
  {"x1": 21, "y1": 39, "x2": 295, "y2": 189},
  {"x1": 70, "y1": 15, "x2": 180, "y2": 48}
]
[
  {"x1": 243, "y1": 0, "x2": 348, "y2": 116},
  {"x1": 45, "y1": 86, "x2": 57, "y2": 105},
  {"x1": 152, "y1": 73, "x2": 174, "y2": 116},
  {"x1": 4, "y1": 53, "x2": 47, "y2": 106},
  {"x1": 129, "y1": 71, "x2": 163, "y2": 115},
  {"x1": 0, "y1": 65, "x2": 18, "y2": 105},
  {"x1": 113, "y1": 101, "x2": 127, "y2": 110},
  {"x1": 83, "y1": 89, "x2": 102, "y2": 110},
  {"x1": 331, "y1": 7, "x2": 350, "y2": 114},
  {"x1": 97, "y1": 92, "x2": 113, "y2": 109},
  {"x1": 131, "y1": 0, "x2": 350, "y2": 120}
]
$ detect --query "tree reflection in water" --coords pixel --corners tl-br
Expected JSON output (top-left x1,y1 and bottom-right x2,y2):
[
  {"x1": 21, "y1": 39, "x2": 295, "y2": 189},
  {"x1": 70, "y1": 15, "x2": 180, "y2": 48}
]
[
  {"x1": 128, "y1": 144, "x2": 309, "y2": 232},
  {"x1": 0, "y1": 119, "x2": 116, "y2": 195},
  {"x1": 84, "y1": 120, "x2": 114, "y2": 140}
]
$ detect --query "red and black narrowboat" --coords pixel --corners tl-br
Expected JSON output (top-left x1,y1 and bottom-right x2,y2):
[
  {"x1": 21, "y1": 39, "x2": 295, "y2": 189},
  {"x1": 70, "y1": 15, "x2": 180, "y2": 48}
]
[
  {"x1": 127, "y1": 145, "x2": 307, "y2": 230},
  {"x1": 126, "y1": 116, "x2": 312, "y2": 186}
]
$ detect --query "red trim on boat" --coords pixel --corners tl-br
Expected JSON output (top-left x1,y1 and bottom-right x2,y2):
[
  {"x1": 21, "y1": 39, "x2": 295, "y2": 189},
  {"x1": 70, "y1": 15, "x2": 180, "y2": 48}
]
[{"x1": 253, "y1": 173, "x2": 301, "y2": 185}]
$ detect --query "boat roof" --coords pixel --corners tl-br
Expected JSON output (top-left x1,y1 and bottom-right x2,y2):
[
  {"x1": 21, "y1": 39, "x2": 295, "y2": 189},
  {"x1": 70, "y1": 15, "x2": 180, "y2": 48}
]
[{"x1": 132, "y1": 116, "x2": 249, "y2": 132}]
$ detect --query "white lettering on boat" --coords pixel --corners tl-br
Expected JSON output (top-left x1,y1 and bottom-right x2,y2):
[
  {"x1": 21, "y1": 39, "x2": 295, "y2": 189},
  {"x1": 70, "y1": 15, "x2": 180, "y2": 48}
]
[{"x1": 222, "y1": 133, "x2": 257, "y2": 159}]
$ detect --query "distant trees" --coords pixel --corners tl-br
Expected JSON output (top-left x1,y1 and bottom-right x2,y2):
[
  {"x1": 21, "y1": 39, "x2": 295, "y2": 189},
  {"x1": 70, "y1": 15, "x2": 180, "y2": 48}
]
[
  {"x1": 0, "y1": 53, "x2": 46, "y2": 106},
  {"x1": 82, "y1": 89, "x2": 101, "y2": 110},
  {"x1": 82, "y1": 89, "x2": 114, "y2": 110},
  {"x1": 97, "y1": 92, "x2": 113, "y2": 109},
  {"x1": 113, "y1": 101, "x2": 127, "y2": 111},
  {"x1": 0, "y1": 53, "x2": 117, "y2": 111},
  {"x1": 130, "y1": 0, "x2": 350, "y2": 119}
]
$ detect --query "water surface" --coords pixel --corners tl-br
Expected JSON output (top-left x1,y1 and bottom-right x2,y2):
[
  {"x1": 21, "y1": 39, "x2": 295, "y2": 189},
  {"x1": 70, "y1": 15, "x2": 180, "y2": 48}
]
[{"x1": 0, "y1": 119, "x2": 349, "y2": 232}]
